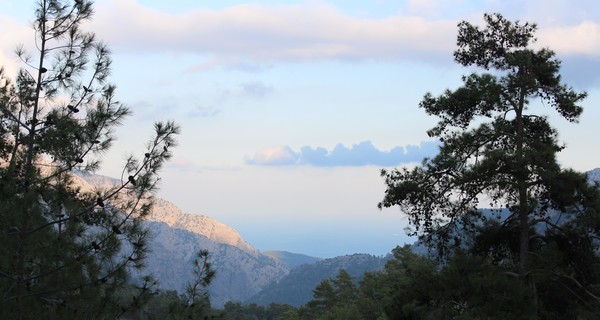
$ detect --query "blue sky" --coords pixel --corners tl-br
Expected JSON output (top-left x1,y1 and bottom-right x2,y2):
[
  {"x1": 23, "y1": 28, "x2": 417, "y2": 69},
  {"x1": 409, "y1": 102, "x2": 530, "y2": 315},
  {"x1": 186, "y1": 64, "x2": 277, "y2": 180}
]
[{"x1": 1, "y1": 0, "x2": 600, "y2": 258}]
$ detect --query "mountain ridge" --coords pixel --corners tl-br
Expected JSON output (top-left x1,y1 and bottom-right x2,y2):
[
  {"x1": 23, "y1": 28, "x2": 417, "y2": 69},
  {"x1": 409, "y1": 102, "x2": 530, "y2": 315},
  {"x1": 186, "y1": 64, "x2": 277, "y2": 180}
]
[
  {"x1": 262, "y1": 250, "x2": 322, "y2": 270},
  {"x1": 72, "y1": 171, "x2": 256, "y2": 253},
  {"x1": 149, "y1": 197, "x2": 257, "y2": 253},
  {"x1": 67, "y1": 167, "x2": 600, "y2": 307},
  {"x1": 71, "y1": 171, "x2": 289, "y2": 307}
]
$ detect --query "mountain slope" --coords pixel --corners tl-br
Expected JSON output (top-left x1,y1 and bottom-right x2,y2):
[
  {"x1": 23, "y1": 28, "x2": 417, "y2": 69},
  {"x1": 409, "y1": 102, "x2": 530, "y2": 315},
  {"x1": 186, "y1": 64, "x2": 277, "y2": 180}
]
[
  {"x1": 73, "y1": 171, "x2": 256, "y2": 253},
  {"x1": 72, "y1": 171, "x2": 289, "y2": 307},
  {"x1": 247, "y1": 253, "x2": 389, "y2": 307},
  {"x1": 143, "y1": 221, "x2": 288, "y2": 306}
]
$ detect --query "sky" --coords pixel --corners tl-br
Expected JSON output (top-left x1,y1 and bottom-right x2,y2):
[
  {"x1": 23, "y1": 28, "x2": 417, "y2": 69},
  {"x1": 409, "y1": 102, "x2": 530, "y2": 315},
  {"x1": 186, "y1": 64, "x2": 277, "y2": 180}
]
[{"x1": 1, "y1": 0, "x2": 600, "y2": 258}]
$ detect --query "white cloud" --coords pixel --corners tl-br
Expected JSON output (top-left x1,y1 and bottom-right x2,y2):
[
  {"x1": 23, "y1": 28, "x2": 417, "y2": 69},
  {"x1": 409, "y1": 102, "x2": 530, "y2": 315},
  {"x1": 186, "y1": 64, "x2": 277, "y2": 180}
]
[
  {"x1": 4, "y1": 0, "x2": 600, "y2": 79},
  {"x1": 6, "y1": 0, "x2": 596, "y2": 73},
  {"x1": 247, "y1": 146, "x2": 299, "y2": 166},
  {"x1": 88, "y1": 0, "x2": 457, "y2": 67},
  {"x1": 537, "y1": 21, "x2": 600, "y2": 56},
  {"x1": 0, "y1": 14, "x2": 33, "y2": 80}
]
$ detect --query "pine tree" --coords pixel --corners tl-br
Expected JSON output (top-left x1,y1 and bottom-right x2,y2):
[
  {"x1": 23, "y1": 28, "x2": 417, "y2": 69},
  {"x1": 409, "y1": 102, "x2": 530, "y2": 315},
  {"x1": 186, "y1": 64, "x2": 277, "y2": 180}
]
[
  {"x1": 128, "y1": 250, "x2": 216, "y2": 320},
  {"x1": 0, "y1": 1, "x2": 180, "y2": 318},
  {"x1": 168, "y1": 249, "x2": 216, "y2": 320},
  {"x1": 304, "y1": 269, "x2": 360, "y2": 320},
  {"x1": 307, "y1": 279, "x2": 336, "y2": 316},
  {"x1": 379, "y1": 13, "x2": 600, "y2": 316}
]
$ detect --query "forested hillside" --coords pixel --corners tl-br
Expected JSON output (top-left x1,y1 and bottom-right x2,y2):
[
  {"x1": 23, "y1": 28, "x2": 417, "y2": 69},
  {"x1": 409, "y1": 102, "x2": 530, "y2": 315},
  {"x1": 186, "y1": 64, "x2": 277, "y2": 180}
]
[{"x1": 247, "y1": 253, "x2": 388, "y2": 307}]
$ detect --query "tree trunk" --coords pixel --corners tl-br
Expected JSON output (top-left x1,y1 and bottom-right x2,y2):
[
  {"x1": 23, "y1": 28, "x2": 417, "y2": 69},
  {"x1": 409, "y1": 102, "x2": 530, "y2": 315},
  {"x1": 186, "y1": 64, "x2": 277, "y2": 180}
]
[{"x1": 515, "y1": 85, "x2": 537, "y2": 316}]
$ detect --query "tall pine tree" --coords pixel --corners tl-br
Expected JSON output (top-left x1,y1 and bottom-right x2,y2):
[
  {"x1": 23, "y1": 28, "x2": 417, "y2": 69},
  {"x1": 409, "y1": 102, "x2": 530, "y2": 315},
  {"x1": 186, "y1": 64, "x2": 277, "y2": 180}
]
[
  {"x1": 379, "y1": 13, "x2": 600, "y2": 316},
  {"x1": 0, "y1": 1, "x2": 179, "y2": 318}
]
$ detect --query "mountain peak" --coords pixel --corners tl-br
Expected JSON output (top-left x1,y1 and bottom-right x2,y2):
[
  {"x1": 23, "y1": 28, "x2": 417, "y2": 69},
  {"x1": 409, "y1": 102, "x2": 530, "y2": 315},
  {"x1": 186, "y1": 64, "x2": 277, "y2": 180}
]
[
  {"x1": 71, "y1": 170, "x2": 256, "y2": 253},
  {"x1": 149, "y1": 198, "x2": 256, "y2": 253}
]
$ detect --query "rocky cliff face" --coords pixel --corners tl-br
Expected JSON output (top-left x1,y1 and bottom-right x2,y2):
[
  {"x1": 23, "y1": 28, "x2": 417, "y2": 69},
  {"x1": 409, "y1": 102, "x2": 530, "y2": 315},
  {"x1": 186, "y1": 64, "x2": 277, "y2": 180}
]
[
  {"x1": 149, "y1": 198, "x2": 256, "y2": 253},
  {"x1": 72, "y1": 171, "x2": 289, "y2": 307},
  {"x1": 143, "y1": 221, "x2": 288, "y2": 307}
]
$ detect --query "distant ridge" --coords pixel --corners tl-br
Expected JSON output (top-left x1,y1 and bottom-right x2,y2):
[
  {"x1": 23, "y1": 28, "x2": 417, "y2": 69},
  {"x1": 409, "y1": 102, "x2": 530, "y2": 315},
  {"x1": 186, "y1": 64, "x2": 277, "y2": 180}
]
[
  {"x1": 262, "y1": 251, "x2": 322, "y2": 269},
  {"x1": 247, "y1": 253, "x2": 390, "y2": 307}
]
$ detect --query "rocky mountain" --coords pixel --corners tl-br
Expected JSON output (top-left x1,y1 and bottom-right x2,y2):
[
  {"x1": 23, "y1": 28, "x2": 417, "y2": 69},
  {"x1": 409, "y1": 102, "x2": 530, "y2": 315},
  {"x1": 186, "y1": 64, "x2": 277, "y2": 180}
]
[
  {"x1": 247, "y1": 253, "x2": 390, "y2": 307},
  {"x1": 142, "y1": 221, "x2": 288, "y2": 307},
  {"x1": 72, "y1": 172, "x2": 256, "y2": 253},
  {"x1": 72, "y1": 171, "x2": 290, "y2": 307},
  {"x1": 149, "y1": 198, "x2": 256, "y2": 253}
]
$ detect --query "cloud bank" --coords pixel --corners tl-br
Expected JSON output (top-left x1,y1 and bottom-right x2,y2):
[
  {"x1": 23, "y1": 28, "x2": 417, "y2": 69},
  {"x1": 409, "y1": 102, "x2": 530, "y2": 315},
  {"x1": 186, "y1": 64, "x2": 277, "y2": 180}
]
[
  {"x1": 247, "y1": 140, "x2": 440, "y2": 167},
  {"x1": 6, "y1": 0, "x2": 598, "y2": 79},
  {"x1": 84, "y1": 0, "x2": 600, "y2": 69},
  {"x1": 89, "y1": 0, "x2": 456, "y2": 66},
  {"x1": 3, "y1": 1, "x2": 600, "y2": 74}
]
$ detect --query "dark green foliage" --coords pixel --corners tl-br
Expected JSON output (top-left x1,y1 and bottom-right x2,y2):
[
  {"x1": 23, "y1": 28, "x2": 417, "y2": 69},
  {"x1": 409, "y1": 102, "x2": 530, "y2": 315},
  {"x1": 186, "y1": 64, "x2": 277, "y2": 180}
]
[
  {"x1": 300, "y1": 269, "x2": 360, "y2": 320},
  {"x1": 251, "y1": 239, "x2": 600, "y2": 319},
  {"x1": 139, "y1": 290, "x2": 184, "y2": 319},
  {"x1": 221, "y1": 301, "x2": 296, "y2": 320},
  {"x1": 379, "y1": 13, "x2": 600, "y2": 317},
  {"x1": 306, "y1": 269, "x2": 356, "y2": 316},
  {"x1": 0, "y1": 1, "x2": 182, "y2": 319},
  {"x1": 274, "y1": 245, "x2": 528, "y2": 319},
  {"x1": 437, "y1": 253, "x2": 534, "y2": 319},
  {"x1": 230, "y1": 268, "x2": 368, "y2": 320},
  {"x1": 376, "y1": 246, "x2": 440, "y2": 320}
]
